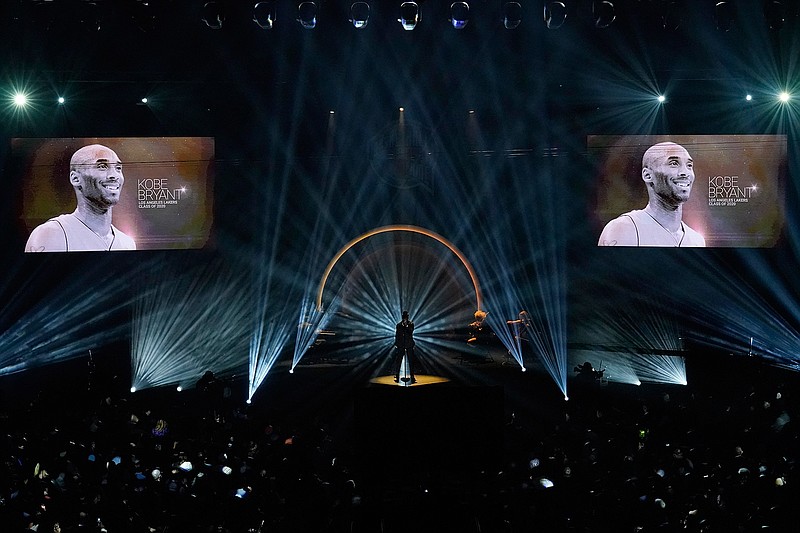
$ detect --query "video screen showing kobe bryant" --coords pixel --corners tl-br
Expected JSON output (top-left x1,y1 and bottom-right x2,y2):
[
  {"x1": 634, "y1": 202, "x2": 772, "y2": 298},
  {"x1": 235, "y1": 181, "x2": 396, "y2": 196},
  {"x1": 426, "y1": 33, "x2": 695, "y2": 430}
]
[
  {"x1": 590, "y1": 135, "x2": 786, "y2": 248},
  {"x1": 15, "y1": 137, "x2": 215, "y2": 252}
]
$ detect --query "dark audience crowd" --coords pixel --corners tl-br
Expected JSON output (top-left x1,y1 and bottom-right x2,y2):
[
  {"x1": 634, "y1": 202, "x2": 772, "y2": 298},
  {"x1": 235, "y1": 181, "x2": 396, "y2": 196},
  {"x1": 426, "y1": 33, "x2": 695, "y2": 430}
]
[{"x1": 0, "y1": 359, "x2": 796, "y2": 532}]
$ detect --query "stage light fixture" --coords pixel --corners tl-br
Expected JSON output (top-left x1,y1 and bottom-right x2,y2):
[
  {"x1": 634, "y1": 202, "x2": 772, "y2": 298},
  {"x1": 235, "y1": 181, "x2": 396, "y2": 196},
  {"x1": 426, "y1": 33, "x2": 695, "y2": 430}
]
[
  {"x1": 657, "y1": 94, "x2": 666, "y2": 103},
  {"x1": 253, "y1": 1, "x2": 277, "y2": 29},
  {"x1": 746, "y1": 94, "x2": 753, "y2": 101},
  {"x1": 503, "y1": 1, "x2": 522, "y2": 29},
  {"x1": 399, "y1": 1, "x2": 420, "y2": 30},
  {"x1": 249, "y1": 286, "x2": 295, "y2": 404},
  {"x1": 544, "y1": 2, "x2": 567, "y2": 29},
  {"x1": 57, "y1": 96, "x2": 65, "y2": 104},
  {"x1": 349, "y1": 1, "x2": 370, "y2": 28},
  {"x1": 764, "y1": 1, "x2": 786, "y2": 31},
  {"x1": 593, "y1": 1, "x2": 615, "y2": 28},
  {"x1": 779, "y1": 91, "x2": 790, "y2": 102},
  {"x1": 13, "y1": 92, "x2": 27, "y2": 107},
  {"x1": 714, "y1": 1, "x2": 735, "y2": 32},
  {"x1": 202, "y1": 1, "x2": 224, "y2": 29},
  {"x1": 297, "y1": 1, "x2": 318, "y2": 29},
  {"x1": 449, "y1": 2, "x2": 469, "y2": 29}
]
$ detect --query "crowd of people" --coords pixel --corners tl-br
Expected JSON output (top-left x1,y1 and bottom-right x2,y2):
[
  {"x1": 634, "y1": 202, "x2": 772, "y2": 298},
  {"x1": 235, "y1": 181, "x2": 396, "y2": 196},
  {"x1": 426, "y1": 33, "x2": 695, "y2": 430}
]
[
  {"x1": 498, "y1": 368, "x2": 797, "y2": 532},
  {"x1": 0, "y1": 356, "x2": 796, "y2": 532}
]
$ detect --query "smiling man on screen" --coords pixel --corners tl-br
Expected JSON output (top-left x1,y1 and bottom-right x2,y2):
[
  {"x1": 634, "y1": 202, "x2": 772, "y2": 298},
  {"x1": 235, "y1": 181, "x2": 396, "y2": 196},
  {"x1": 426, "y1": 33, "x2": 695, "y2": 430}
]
[
  {"x1": 598, "y1": 141, "x2": 706, "y2": 247},
  {"x1": 25, "y1": 144, "x2": 136, "y2": 252}
]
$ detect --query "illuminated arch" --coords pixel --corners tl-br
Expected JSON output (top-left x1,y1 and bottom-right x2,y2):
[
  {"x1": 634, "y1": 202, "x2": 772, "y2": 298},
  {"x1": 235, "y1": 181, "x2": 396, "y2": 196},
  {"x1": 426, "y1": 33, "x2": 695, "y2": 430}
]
[{"x1": 316, "y1": 225, "x2": 482, "y2": 312}]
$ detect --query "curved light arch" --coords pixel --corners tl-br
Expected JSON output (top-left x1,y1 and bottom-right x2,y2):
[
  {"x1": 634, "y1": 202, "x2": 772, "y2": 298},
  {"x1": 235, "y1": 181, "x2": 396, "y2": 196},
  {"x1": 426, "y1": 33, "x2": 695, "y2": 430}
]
[{"x1": 316, "y1": 225, "x2": 482, "y2": 313}]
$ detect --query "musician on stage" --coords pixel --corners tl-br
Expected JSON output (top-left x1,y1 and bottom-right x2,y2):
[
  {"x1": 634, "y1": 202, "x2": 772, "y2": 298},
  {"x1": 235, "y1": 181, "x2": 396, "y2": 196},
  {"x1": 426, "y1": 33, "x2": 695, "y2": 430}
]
[{"x1": 393, "y1": 310, "x2": 416, "y2": 384}]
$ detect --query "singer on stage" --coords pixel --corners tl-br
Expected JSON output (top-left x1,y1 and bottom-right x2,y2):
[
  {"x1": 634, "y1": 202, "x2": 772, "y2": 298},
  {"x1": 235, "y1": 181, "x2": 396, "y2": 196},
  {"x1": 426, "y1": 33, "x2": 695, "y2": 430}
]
[{"x1": 393, "y1": 310, "x2": 416, "y2": 384}]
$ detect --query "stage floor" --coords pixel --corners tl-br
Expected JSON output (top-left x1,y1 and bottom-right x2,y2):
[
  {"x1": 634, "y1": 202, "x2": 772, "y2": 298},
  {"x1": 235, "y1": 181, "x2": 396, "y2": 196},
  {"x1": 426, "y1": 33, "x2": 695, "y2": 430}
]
[{"x1": 369, "y1": 374, "x2": 450, "y2": 387}]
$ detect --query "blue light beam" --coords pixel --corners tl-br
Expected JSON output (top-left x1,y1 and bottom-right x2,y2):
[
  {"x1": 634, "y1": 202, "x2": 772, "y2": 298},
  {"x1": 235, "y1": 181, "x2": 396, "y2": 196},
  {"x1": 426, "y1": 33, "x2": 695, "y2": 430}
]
[{"x1": 131, "y1": 259, "x2": 251, "y2": 391}]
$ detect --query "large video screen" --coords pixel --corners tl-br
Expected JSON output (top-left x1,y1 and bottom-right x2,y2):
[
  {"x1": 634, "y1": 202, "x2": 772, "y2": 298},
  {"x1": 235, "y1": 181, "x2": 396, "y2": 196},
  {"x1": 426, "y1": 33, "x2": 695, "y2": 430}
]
[
  {"x1": 591, "y1": 135, "x2": 786, "y2": 247},
  {"x1": 15, "y1": 137, "x2": 214, "y2": 252}
]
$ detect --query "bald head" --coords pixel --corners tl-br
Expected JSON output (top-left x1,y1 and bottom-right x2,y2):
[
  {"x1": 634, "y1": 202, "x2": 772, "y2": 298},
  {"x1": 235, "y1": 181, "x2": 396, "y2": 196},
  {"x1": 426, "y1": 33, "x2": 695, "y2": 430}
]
[
  {"x1": 642, "y1": 142, "x2": 689, "y2": 169},
  {"x1": 70, "y1": 144, "x2": 120, "y2": 171}
]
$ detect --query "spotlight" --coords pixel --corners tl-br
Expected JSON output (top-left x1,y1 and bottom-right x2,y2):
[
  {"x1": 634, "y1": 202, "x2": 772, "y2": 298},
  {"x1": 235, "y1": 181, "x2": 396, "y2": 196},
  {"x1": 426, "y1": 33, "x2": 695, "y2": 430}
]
[
  {"x1": 246, "y1": 398, "x2": 252, "y2": 404},
  {"x1": 349, "y1": 1, "x2": 370, "y2": 28},
  {"x1": 764, "y1": 1, "x2": 786, "y2": 31},
  {"x1": 779, "y1": 91, "x2": 790, "y2": 102},
  {"x1": 521, "y1": 366, "x2": 527, "y2": 372},
  {"x1": 57, "y1": 96, "x2": 65, "y2": 104},
  {"x1": 544, "y1": 1, "x2": 567, "y2": 29},
  {"x1": 13, "y1": 92, "x2": 27, "y2": 107},
  {"x1": 141, "y1": 97, "x2": 148, "y2": 104},
  {"x1": 657, "y1": 94, "x2": 666, "y2": 103},
  {"x1": 297, "y1": 1, "x2": 318, "y2": 29},
  {"x1": 176, "y1": 385, "x2": 182, "y2": 392},
  {"x1": 592, "y1": 1, "x2": 615, "y2": 28},
  {"x1": 399, "y1": 106, "x2": 405, "y2": 112},
  {"x1": 202, "y1": 1, "x2": 224, "y2": 29},
  {"x1": 130, "y1": 386, "x2": 137, "y2": 393},
  {"x1": 289, "y1": 368, "x2": 294, "y2": 374},
  {"x1": 714, "y1": 1, "x2": 735, "y2": 32},
  {"x1": 399, "y1": 1, "x2": 420, "y2": 30},
  {"x1": 502, "y1": 1, "x2": 522, "y2": 29},
  {"x1": 253, "y1": 1, "x2": 277, "y2": 29},
  {"x1": 449, "y1": 2, "x2": 469, "y2": 29},
  {"x1": 746, "y1": 94, "x2": 753, "y2": 101}
]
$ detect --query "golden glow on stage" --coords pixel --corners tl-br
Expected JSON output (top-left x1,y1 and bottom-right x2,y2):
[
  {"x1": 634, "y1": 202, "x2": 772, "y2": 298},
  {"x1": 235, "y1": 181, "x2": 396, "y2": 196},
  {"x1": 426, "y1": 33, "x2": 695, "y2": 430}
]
[{"x1": 370, "y1": 374, "x2": 450, "y2": 386}]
